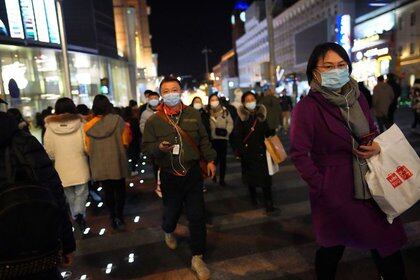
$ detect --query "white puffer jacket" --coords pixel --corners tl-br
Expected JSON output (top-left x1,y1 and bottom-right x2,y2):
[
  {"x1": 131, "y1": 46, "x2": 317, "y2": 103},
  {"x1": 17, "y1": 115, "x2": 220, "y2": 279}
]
[{"x1": 44, "y1": 114, "x2": 90, "y2": 187}]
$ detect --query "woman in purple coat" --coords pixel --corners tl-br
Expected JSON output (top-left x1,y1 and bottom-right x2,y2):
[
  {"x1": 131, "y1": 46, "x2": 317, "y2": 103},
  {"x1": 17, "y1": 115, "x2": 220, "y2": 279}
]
[{"x1": 290, "y1": 43, "x2": 407, "y2": 280}]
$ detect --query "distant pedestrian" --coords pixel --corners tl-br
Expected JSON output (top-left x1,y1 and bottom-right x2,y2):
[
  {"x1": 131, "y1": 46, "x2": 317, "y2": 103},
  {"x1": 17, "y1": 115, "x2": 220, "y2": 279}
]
[
  {"x1": 410, "y1": 87, "x2": 420, "y2": 129},
  {"x1": 139, "y1": 89, "x2": 154, "y2": 117},
  {"x1": 7, "y1": 108, "x2": 30, "y2": 133},
  {"x1": 123, "y1": 106, "x2": 141, "y2": 176},
  {"x1": 129, "y1": 99, "x2": 138, "y2": 110},
  {"x1": 358, "y1": 81, "x2": 372, "y2": 108},
  {"x1": 84, "y1": 95, "x2": 131, "y2": 230},
  {"x1": 387, "y1": 73, "x2": 401, "y2": 123},
  {"x1": 208, "y1": 93, "x2": 234, "y2": 186},
  {"x1": 290, "y1": 42, "x2": 406, "y2": 280},
  {"x1": 234, "y1": 91, "x2": 276, "y2": 213},
  {"x1": 44, "y1": 98, "x2": 90, "y2": 232},
  {"x1": 373, "y1": 75, "x2": 394, "y2": 133},
  {"x1": 191, "y1": 96, "x2": 211, "y2": 137},
  {"x1": 279, "y1": 90, "x2": 293, "y2": 134},
  {"x1": 259, "y1": 87, "x2": 282, "y2": 131}
]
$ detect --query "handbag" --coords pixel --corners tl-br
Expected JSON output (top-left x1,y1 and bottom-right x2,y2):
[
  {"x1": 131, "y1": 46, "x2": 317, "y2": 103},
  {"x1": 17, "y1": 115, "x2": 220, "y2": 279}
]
[
  {"x1": 156, "y1": 111, "x2": 209, "y2": 179},
  {"x1": 365, "y1": 124, "x2": 420, "y2": 224},
  {"x1": 264, "y1": 135, "x2": 287, "y2": 164},
  {"x1": 215, "y1": 128, "x2": 228, "y2": 137}
]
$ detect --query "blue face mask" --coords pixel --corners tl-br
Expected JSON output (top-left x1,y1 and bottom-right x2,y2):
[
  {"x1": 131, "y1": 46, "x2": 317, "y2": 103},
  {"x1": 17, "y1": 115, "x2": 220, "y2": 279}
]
[
  {"x1": 320, "y1": 68, "x2": 350, "y2": 89},
  {"x1": 149, "y1": 99, "x2": 159, "y2": 107},
  {"x1": 245, "y1": 101, "x2": 257, "y2": 111},
  {"x1": 162, "y1": 92, "x2": 181, "y2": 107}
]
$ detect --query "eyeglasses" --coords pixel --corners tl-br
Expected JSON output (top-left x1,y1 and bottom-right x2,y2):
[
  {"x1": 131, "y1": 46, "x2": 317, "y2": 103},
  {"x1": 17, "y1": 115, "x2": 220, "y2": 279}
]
[{"x1": 316, "y1": 63, "x2": 348, "y2": 71}]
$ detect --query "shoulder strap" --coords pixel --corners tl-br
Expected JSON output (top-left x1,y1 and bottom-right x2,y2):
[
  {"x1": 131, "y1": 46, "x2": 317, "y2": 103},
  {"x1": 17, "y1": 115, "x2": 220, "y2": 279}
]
[
  {"x1": 243, "y1": 119, "x2": 258, "y2": 144},
  {"x1": 156, "y1": 111, "x2": 202, "y2": 155}
]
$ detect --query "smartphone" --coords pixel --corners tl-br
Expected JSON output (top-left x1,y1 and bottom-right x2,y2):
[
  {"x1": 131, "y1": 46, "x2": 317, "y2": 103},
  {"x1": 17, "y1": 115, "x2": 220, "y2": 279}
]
[
  {"x1": 359, "y1": 131, "x2": 376, "y2": 147},
  {"x1": 161, "y1": 141, "x2": 173, "y2": 148}
]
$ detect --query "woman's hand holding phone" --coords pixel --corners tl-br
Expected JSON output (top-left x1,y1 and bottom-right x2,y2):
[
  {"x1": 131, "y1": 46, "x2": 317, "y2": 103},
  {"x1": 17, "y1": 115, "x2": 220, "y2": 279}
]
[{"x1": 159, "y1": 141, "x2": 174, "y2": 153}]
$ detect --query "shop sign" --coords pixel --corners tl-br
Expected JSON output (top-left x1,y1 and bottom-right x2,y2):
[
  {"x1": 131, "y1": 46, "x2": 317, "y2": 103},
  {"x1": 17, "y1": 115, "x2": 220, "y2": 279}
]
[
  {"x1": 20, "y1": 0, "x2": 38, "y2": 40},
  {"x1": 5, "y1": 0, "x2": 24, "y2": 39},
  {"x1": 335, "y1": 14, "x2": 351, "y2": 55},
  {"x1": 33, "y1": 0, "x2": 50, "y2": 42},
  {"x1": 44, "y1": 0, "x2": 60, "y2": 44},
  {"x1": 364, "y1": 47, "x2": 389, "y2": 58}
]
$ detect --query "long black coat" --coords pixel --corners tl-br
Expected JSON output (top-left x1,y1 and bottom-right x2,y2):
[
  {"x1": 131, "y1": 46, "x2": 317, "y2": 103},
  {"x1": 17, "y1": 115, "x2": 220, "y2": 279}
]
[
  {"x1": 0, "y1": 112, "x2": 76, "y2": 255},
  {"x1": 233, "y1": 105, "x2": 274, "y2": 187}
]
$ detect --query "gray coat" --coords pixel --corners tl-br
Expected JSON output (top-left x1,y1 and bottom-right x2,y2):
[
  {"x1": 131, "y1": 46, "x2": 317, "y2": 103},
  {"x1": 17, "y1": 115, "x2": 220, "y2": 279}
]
[{"x1": 86, "y1": 114, "x2": 129, "y2": 181}]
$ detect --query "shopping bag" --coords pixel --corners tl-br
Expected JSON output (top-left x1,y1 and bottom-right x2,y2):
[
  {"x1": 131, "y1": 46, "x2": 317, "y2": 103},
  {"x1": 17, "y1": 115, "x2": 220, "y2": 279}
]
[
  {"x1": 266, "y1": 150, "x2": 279, "y2": 175},
  {"x1": 264, "y1": 135, "x2": 287, "y2": 164},
  {"x1": 365, "y1": 124, "x2": 420, "y2": 224}
]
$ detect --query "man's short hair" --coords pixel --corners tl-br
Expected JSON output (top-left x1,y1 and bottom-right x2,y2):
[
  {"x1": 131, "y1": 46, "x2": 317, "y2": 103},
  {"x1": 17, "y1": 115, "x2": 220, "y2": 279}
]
[
  {"x1": 159, "y1": 76, "x2": 181, "y2": 92},
  {"x1": 378, "y1": 75, "x2": 385, "y2": 82}
]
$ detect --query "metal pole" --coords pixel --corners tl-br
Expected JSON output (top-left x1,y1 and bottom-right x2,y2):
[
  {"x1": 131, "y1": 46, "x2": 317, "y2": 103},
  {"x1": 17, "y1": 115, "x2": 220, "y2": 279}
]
[
  {"x1": 202, "y1": 47, "x2": 212, "y2": 79},
  {"x1": 56, "y1": 0, "x2": 71, "y2": 97},
  {"x1": 265, "y1": 0, "x2": 276, "y2": 86}
]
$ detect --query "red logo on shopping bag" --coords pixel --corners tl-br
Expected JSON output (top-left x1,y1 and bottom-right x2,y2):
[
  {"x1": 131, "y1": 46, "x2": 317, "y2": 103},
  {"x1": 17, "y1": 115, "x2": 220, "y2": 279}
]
[
  {"x1": 396, "y1": 165, "x2": 413, "y2": 181},
  {"x1": 386, "y1": 172, "x2": 403, "y2": 188}
]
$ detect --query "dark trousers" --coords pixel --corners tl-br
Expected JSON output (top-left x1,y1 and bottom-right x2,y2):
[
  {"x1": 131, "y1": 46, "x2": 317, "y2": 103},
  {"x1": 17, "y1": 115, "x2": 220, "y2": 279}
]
[
  {"x1": 315, "y1": 246, "x2": 406, "y2": 280},
  {"x1": 412, "y1": 110, "x2": 420, "y2": 128},
  {"x1": 377, "y1": 116, "x2": 393, "y2": 133},
  {"x1": 101, "y1": 179, "x2": 126, "y2": 220},
  {"x1": 248, "y1": 184, "x2": 273, "y2": 206},
  {"x1": 211, "y1": 139, "x2": 228, "y2": 183},
  {"x1": 160, "y1": 165, "x2": 206, "y2": 256}
]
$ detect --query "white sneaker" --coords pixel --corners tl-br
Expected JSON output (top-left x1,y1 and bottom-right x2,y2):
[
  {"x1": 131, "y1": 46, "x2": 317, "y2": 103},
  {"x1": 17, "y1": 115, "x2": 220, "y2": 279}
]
[
  {"x1": 191, "y1": 255, "x2": 210, "y2": 280},
  {"x1": 164, "y1": 232, "x2": 177, "y2": 250}
]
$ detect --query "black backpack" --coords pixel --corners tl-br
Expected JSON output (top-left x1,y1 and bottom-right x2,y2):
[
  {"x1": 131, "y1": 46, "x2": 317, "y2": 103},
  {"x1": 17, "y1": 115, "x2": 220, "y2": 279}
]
[{"x1": 0, "y1": 141, "x2": 62, "y2": 278}]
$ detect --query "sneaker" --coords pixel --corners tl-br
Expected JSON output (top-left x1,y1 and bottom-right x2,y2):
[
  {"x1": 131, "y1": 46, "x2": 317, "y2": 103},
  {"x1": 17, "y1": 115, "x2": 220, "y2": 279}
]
[
  {"x1": 75, "y1": 214, "x2": 87, "y2": 232},
  {"x1": 191, "y1": 255, "x2": 210, "y2": 280},
  {"x1": 164, "y1": 232, "x2": 177, "y2": 250}
]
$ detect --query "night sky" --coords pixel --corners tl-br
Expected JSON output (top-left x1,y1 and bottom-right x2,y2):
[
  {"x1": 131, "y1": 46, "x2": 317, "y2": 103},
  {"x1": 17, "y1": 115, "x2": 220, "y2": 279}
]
[{"x1": 149, "y1": 0, "x2": 239, "y2": 80}]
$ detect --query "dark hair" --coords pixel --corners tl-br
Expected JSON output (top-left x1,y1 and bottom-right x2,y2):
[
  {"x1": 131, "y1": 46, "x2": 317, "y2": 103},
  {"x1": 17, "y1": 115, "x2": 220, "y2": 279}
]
[
  {"x1": 208, "y1": 93, "x2": 219, "y2": 106},
  {"x1": 378, "y1": 75, "x2": 385, "y2": 82},
  {"x1": 148, "y1": 91, "x2": 160, "y2": 98},
  {"x1": 144, "y1": 89, "x2": 154, "y2": 96},
  {"x1": 306, "y1": 42, "x2": 352, "y2": 84},
  {"x1": 122, "y1": 106, "x2": 133, "y2": 121},
  {"x1": 159, "y1": 76, "x2": 182, "y2": 92},
  {"x1": 76, "y1": 104, "x2": 90, "y2": 116},
  {"x1": 129, "y1": 100, "x2": 138, "y2": 107},
  {"x1": 190, "y1": 96, "x2": 203, "y2": 106},
  {"x1": 241, "y1": 91, "x2": 256, "y2": 103},
  {"x1": 92, "y1": 95, "x2": 113, "y2": 116},
  {"x1": 55, "y1": 97, "x2": 77, "y2": 115},
  {"x1": 7, "y1": 108, "x2": 24, "y2": 122}
]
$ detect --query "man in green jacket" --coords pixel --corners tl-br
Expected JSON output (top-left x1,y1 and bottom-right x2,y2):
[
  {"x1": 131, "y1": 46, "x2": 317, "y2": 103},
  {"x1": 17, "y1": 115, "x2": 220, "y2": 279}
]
[{"x1": 142, "y1": 76, "x2": 216, "y2": 280}]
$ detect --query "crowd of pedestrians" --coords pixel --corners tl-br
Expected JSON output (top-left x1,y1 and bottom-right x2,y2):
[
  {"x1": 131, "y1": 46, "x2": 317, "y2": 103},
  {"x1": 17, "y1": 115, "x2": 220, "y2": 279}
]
[{"x1": 0, "y1": 41, "x2": 415, "y2": 280}]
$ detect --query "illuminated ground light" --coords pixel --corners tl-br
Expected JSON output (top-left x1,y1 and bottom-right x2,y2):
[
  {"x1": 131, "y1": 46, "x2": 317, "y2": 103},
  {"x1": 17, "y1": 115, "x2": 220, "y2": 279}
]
[
  {"x1": 134, "y1": 216, "x2": 140, "y2": 223},
  {"x1": 129, "y1": 182, "x2": 134, "y2": 188},
  {"x1": 139, "y1": 179, "x2": 144, "y2": 184},
  {"x1": 141, "y1": 170, "x2": 145, "y2": 174},
  {"x1": 142, "y1": 162, "x2": 146, "y2": 165},
  {"x1": 85, "y1": 202, "x2": 91, "y2": 207},
  {"x1": 135, "y1": 164, "x2": 139, "y2": 167},
  {"x1": 72, "y1": 227, "x2": 75, "y2": 232},
  {"x1": 105, "y1": 263, "x2": 113, "y2": 274},
  {"x1": 128, "y1": 159, "x2": 132, "y2": 163},
  {"x1": 97, "y1": 187, "x2": 102, "y2": 192},
  {"x1": 143, "y1": 156, "x2": 147, "y2": 159},
  {"x1": 99, "y1": 228, "x2": 106, "y2": 236},
  {"x1": 128, "y1": 253, "x2": 135, "y2": 263},
  {"x1": 83, "y1": 227, "x2": 90, "y2": 235},
  {"x1": 61, "y1": 271, "x2": 71, "y2": 278},
  {"x1": 80, "y1": 275, "x2": 87, "y2": 280},
  {"x1": 98, "y1": 202, "x2": 103, "y2": 208}
]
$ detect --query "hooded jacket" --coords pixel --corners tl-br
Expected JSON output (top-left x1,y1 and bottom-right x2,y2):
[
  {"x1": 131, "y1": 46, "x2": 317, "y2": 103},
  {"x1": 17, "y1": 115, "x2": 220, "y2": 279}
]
[
  {"x1": 84, "y1": 114, "x2": 130, "y2": 181},
  {"x1": 44, "y1": 113, "x2": 90, "y2": 187},
  {"x1": 0, "y1": 112, "x2": 76, "y2": 254}
]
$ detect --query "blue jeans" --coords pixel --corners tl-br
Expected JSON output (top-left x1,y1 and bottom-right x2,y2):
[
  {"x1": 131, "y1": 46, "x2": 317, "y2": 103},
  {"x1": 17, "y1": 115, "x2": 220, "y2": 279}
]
[{"x1": 64, "y1": 184, "x2": 88, "y2": 219}]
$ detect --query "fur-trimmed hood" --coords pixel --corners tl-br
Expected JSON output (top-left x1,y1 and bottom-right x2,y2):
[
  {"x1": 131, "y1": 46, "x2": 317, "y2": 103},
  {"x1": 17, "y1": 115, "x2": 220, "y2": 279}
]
[
  {"x1": 45, "y1": 113, "x2": 83, "y2": 135},
  {"x1": 237, "y1": 104, "x2": 267, "y2": 122}
]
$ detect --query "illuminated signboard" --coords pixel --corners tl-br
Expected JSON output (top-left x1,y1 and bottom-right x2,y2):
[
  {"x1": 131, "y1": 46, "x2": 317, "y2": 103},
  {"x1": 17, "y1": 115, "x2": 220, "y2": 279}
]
[
  {"x1": 20, "y1": 0, "x2": 38, "y2": 40},
  {"x1": 354, "y1": 12, "x2": 395, "y2": 39},
  {"x1": 44, "y1": 0, "x2": 60, "y2": 44},
  {"x1": 335, "y1": 15, "x2": 351, "y2": 56},
  {"x1": 5, "y1": 0, "x2": 24, "y2": 39},
  {"x1": 33, "y1": 0, "x2": 50, "y2": 42}
]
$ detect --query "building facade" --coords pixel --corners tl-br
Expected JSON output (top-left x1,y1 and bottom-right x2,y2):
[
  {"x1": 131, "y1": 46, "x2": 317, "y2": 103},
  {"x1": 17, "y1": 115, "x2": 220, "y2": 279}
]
[
  {"x1": 236, "y1": 1, "x2": 269, "y2": 88},
  {"x1": 273, "y1": 0, "x2": 355, "y2": 97}
]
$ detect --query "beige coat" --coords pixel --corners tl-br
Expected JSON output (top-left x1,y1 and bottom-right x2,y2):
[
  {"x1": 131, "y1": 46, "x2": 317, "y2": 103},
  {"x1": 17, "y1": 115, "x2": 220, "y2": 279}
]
[
  {"x1": 44, "y1": 114, "x2": 90, "y2": 187},
  {"x1": 373, "y1": 82, "x2": 395, "y2": 117}
]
